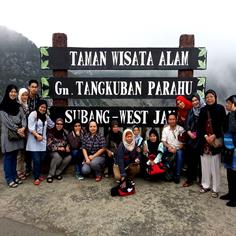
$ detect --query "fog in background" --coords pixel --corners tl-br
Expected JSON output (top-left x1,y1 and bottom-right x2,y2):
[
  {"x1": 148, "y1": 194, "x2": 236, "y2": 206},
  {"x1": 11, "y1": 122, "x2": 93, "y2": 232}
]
[{"x1": 0, "y1": 0, "x2": 236, "y2": 105}]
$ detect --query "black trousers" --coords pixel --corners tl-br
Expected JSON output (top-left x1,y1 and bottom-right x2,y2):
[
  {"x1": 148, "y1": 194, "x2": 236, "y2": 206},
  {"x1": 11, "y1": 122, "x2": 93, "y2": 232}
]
[
  {"x1": 186, "y1": 145, "x2": 202, "y2": 183},
  {"x1": 227, "y1": 168, "x2": 236, "y2": 201}
]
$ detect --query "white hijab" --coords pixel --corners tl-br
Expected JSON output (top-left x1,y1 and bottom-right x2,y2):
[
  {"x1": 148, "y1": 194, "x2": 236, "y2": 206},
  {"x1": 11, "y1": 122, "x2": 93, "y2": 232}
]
[
  {"x1": 122, "y1": 129, "x2": 135, "y2": 152},
  {"x1": 18, "y1": 88, "x2": 29, "y2": 107}
]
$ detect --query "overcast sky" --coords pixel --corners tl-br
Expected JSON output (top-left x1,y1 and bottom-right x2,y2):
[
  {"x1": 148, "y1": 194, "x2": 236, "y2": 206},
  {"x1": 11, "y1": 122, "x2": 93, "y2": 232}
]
[{"x1": 1, "y1": 0, "x2": 236, "y2": 89}]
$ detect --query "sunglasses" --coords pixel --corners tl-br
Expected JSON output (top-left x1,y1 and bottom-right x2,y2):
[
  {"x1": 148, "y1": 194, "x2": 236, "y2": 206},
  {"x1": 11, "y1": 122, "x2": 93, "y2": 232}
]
[{"x1": 56, "y1": 123, "x2": 63, "y2": 125}]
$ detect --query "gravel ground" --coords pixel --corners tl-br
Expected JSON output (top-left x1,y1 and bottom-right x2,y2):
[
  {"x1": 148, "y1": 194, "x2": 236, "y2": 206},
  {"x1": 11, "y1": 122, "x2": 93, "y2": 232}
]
[{"x1": 0, "y1": 159, "x2": 235, "y2": 236}]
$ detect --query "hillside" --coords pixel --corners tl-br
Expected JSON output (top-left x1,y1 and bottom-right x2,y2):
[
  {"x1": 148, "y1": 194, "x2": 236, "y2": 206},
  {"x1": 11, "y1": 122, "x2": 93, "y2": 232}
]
[{"x1": 0, "y1": 26, "x2": 42, "y2": 99}]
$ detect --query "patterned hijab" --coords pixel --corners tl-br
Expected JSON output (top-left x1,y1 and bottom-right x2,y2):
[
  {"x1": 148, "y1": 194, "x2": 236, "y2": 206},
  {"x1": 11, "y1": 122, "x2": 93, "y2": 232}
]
[
  {"x1": 122, "y1": 129, "x2": 135, "y2": 152},
  {"x1": 191, "y1": 93, "x2": 205, "y2": 116}
]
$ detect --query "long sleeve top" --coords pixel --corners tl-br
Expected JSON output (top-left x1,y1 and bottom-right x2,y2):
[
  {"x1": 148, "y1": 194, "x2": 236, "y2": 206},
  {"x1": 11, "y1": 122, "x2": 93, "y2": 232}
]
[
  {"x1": 116, "y1": 142, "x2": 139, "y2": 177},
  {"x1": 47, "y1": 130, "x2": 69, "y2": 152},
  {"x1": 26, "y1": 111, "x2": 54, "y2": 152},
  {"x1": 0, "y1": 107, "x2": 26, "y2": 153}
]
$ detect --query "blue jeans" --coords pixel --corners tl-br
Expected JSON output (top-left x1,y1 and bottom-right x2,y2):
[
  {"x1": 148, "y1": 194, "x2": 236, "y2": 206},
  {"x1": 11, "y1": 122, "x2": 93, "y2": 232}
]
[
  {"x1": 29, "y1": 151, "x2": 46, "y2": 180},
  {"x1": 164, "y1": 148, "x2": 184, "y2": 177},
  {"x1": 82, "y1": 156, "x2": 105, "y2": 176},
  {"x1": 3, "y1": 150, "x2": 18, "y2": 184},
  {"x1": 175, "y1": 149, "x2": 184, "y2": 177},
  {"x1": 71, "y1": 149, "x2": 84, "y2": 175}
]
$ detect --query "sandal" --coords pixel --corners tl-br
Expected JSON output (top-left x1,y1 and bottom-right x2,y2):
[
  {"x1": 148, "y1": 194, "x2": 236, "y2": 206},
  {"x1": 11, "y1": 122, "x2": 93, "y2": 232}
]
[
  {"x1": 8, "y1": 181, "x2": 18, "y2": 188},
  {"x1": 15, "y1": 178, "x2": 23, "y2": 184},
  {"x1": 55, "y1": 175, "x2": 63, "y2": 180},
  {"x1": 95, "y1": 176, "x2": 102, "y2": 182},
  {"x1": 182, "y1": 181, "x2": 193, "y2": 187},
  {"x1": 18, "y1": 172, "x2": 26, "y2": 180},
  {"x1": 200, "y1": 187, "x2": 211, "y2": 193},
  {"x1": 47, "y1": 176, "x2": 53, "y2": 183},
  {"x1": 39, "y1": 176, "x2": 45, "y2": 181},
  {"x1": 211, "y1": 191, "x2": 219, "y2": 198},
  {"x1": 33, "y1": 179, "x2": 41, "y2": 185}
]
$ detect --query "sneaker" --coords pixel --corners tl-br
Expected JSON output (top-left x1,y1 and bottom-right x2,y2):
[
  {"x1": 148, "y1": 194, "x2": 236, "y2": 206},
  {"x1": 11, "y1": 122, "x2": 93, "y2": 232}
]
[
  {"x1": 211, "y1": 191, "x2": 219, "y2": 198},
  {"x1": 76, "y1": 174, "x2": 84, "y2": 180},
  {"x1": 34, "y1": 179, "x2": 41, "y2": 185},
  {"x1": 8, "y1": 181, "x2": 18, "y2": 188},
  {"x1": 15, "y1": 178, "x2": 23, "y2": 184},
  {"x1": 220, "y1": 193, "x2": 231, "y2": 200}
]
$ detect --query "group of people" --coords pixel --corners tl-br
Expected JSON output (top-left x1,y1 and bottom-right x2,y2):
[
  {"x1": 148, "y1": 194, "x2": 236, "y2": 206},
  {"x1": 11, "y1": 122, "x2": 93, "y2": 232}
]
[{"x1": 0, "y1": 82, "x2": 235, "y2": 207}]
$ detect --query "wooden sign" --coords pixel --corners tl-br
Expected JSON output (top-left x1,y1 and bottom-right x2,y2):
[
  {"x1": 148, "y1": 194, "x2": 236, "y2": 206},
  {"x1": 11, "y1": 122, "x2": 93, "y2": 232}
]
[
  {"x1": 49, "y1": 106, "x2": 177, "y2": 126},
  {"x1": 40, "y1": 47, "x2": 207, "y2": 70},
  {"x1": 41, "y1": 77, "x2": 206, "y2": 99}
]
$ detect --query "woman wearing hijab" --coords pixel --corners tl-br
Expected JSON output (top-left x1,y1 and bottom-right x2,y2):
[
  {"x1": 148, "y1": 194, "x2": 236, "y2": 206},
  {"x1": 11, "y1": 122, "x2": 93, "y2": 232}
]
[
  {"x1": 176, "y1": 95, "x2": 193, "y2": 127},
  {"x1": 18, "y1": 88, "x2": 29, "y2": 116},
  {"x1": 198, "y1": 90, "x2": 226, "y2": 198},
  {"x1": 183, "y1": 93, "x2": 205, "y2": 187},
  {"x1": 115, "y1": 129, "x2": 140, "y2": 183},
  {"x1": 26, "y1": 100, "x2": 54, "y2": 185},
  {"x1": 0, "y1": 84, "x2": 26, "y2": 187},
  {"x1": 47, "y1": 118, "x2": 72, "y2": 183},
  {"x1": 67, "y1": 119, "x2": 84, "y2": 180},
  {"x1": 16, "y1": 88, "x2": 29, "y2": 180},
  {"x1": 105, "y1": 120, "x2": 122, "y2": 177}
]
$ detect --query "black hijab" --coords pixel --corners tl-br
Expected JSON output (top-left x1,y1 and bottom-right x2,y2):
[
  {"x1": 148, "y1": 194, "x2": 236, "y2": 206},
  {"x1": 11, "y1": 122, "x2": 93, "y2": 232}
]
[
  {"x1": 205, "y1": 89, "x2": 218, "y2": 118},
  {"x1": 147, "y1": 128, "x2": 159, "y2": 155},
  {"x1": 0, "y1": 84, "x2": 20, "y2": 116},
  {"x1": 107, "y1": 120, "x2": 122, "y2": 145},
  {"x1": 51, "y1": 118, "x2": 65, "y2": 139},
  {"x1": 36, "y1": 100, "x2": 48, "y2": 125}
]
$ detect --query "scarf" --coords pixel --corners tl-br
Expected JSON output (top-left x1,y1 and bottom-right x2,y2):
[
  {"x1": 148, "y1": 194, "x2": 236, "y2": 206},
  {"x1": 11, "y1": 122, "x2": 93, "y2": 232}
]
[
  {"x1": 191, "y1": 93, "x2": 206, "y2": 117},
  {"x1": 0, "y1": 84, "x2": 20, "y2": 116},
  {"x1": 122, "y1": 129, "x2": 135, "y2": 152},
  {"x1": 176, "y1": 95, "x2": 192, "y2": 124},
  {"x1": 18, "y1": 88, "x2": 29, "y2": 114},
  {"x1": 52, "y1": 118, "x2": 65, "y2": 139},
  {"x1": 36, "y1": 100, "x2": 48, "y2": 126}
]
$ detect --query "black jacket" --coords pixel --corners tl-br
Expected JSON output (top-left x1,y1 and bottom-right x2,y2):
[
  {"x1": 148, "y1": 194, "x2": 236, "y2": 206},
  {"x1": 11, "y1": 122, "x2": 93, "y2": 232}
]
[{"x1": 198, "y1": 103, "x2": 226, "y2": 155}]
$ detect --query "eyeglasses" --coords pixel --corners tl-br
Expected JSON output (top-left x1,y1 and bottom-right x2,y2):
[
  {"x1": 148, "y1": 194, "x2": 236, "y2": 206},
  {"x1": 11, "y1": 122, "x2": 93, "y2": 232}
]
[{"x1": 56, "y1": 123, "x2": 63, "y2": 125}]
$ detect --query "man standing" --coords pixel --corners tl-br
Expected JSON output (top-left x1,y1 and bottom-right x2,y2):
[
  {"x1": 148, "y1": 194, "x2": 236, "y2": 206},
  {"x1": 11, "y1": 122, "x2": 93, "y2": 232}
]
[
  {"x1": 28, "y1": 80, "x2": 40, "y2": 113},
  {"x1": 25, "y1": 80, "x2": 40, "y2": 176}
]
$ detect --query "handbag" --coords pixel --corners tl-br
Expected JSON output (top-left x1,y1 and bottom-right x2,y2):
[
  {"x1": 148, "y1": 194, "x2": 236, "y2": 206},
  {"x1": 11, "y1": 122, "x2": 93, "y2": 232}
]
[
  {"x1": 147, "y1": 163, "x2": 165, "y2": 175},
  {"x1": 207, "y1": 111, "x2": 223, "y2": 148},
  {"x1": 211, "y1": 137, "x2": 223, "y2": 148},
  {"x1": 111, "y1": 178, "x2": 135, "y2": 197},
  {"x1": 222, "y1": 133, "x2": 235, "y2": 165},
  {"x1": 113, "y1": 164, "x2": 121, "y2": 180},
  {"x1": 8, "y1": 129, "x2": 22, "y2": 141}
]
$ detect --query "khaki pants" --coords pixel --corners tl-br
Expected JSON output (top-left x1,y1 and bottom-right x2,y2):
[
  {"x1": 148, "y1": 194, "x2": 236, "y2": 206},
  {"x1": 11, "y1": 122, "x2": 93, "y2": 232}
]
[
  {"x1": 113, "y1": 163, "x2": 140, "y2": 180},
  {"x1": 17, "y1": 150, "x2": 26, "y2": 174}
]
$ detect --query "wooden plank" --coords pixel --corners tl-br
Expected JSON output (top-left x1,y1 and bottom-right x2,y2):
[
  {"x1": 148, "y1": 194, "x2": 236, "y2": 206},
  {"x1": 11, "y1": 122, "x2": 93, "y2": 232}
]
[
  {"x1": 41, "y1": 77, "x2": 206, "y2": 99},
  {"x1": 40, "y1": 47, "x2": 207, "y2": 70}
]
